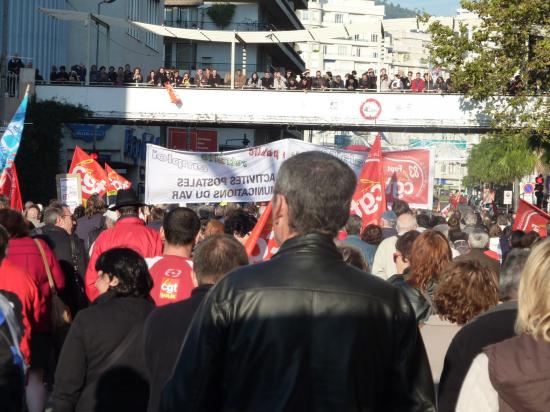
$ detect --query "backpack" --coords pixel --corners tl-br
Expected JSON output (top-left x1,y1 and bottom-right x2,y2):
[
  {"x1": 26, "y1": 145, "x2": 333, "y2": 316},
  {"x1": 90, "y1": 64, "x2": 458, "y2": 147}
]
[{"x1": 0, "y1": 292, "x2": 25, "y2": 411}]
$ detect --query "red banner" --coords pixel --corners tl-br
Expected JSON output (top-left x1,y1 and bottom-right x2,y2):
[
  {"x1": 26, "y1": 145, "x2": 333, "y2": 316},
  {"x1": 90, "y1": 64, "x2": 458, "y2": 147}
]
[
  {"x1": 382, "y1": 148, "x2": 433, "y2": 208},
  {"x1": 245, "y1": 202, "x2": 280, "y2": 263},
  {"x1": 350, "y1": 136, "x2": 386, "y2": 227},
  {"x1": 0, "y1": 163, "x2": 23, "y2": 211},
  {"x1": 512, "y1": 199, "x2": 550, "y2": 237},
  {"x1": 68, "y1": 146, "x2": 109, "y2": 203},
  {"x1": 105, "y1": 163, "x2": 131, "y2": 193}
]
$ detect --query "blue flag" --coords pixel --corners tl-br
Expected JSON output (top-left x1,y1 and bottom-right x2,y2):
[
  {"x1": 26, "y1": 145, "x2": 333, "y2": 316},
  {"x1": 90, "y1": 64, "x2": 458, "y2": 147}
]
[{"x1": 0, "y1": 91, "x2": 29, "y2": 173}]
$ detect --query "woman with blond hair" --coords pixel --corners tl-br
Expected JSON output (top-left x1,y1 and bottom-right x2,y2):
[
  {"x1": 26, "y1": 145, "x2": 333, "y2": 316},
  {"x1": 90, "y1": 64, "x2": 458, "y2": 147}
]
[{"x1": 456, "y1": 240, "x2": 550, "y2": 411}]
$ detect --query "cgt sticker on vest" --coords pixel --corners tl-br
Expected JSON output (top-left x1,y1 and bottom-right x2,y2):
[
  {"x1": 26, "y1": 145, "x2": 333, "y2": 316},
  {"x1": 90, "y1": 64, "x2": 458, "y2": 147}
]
[{"x1": 160, "y1": 278, "x2": 179, "y2": 300}]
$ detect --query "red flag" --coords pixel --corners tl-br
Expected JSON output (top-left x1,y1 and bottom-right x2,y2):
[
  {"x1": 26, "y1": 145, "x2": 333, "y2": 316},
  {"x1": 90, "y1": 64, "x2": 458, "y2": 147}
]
[
  {"x1": 105, "y1": 163, "x2": 132, "y2": 194},
  {"x1": 0, "y1": 162, "x2": 23, "y2": 211},
  {"x1": 68, "y1": 146, "x2": 109, "y2": 204},
  {"x1": 245, "y1": 202, "x2": 280, "y2": 263},
  {"x1": 512, "y1": 199, "x2": 550, "y2": 237},
  {"x1": 350, "y1": 135, "x2": 386, "y2": 228},
  {"x1": 165, "y1": 82, "x2": 182, "y2": 105}
]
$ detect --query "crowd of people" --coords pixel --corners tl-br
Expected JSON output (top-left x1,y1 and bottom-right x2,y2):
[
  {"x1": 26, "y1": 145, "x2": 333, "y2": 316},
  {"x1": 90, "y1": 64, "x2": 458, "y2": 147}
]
[
  {"x1": 43, "y1": 60, "x2": 454, "y2": 93},
  {"x1": 1, "y1": 151, "x2": 550, "y2": 411}
]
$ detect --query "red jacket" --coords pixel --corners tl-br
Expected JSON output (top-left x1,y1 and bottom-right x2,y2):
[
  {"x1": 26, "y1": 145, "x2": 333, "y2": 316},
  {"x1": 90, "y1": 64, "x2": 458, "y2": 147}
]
[
  {"x1": 0, "y1": 259, "x2": 41, "y2": 365},
  {"x1": 411, "y1": 78, "x2": 425, "y2": 92},
  {"x1": 6, "y1": 237, "x2": 65, "y2": 334},
  {"x1": 86, "y1": 216, "x2": 163, "y2": 301}
]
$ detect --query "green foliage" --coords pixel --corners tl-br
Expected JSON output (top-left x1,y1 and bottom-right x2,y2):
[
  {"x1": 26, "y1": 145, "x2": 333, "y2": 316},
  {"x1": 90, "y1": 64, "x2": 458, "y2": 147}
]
[
  {"x1": 465, "y1": 133, "x2": 536, "y2": 185},
  {"x1": 15, "y1": 98, "x2": 89, "y2": 204},
  {"x1": 206, "y1": 3, "x2": 236, "y2": 29},
  {"x1": 375, "y1": 1, "x2": 417, "y2": 19},
  {"x1": 426, "y1": 0, "x2": 550, "y2": 183}
]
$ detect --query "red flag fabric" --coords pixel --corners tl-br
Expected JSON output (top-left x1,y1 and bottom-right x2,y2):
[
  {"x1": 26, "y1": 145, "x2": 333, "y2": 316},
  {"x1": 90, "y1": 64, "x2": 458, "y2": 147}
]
[
  {"x1": 68, "y1": 146, "x2": 109, "y2": 203},
  {"x1": 0, "y1": 162, "x2": 23, "y2": 211},
  {"x1": 245, "y1": 202, "x2": 280, "y2": 263},
  {"x1": 350, "y1": 135, "x2": 386, "y2": 228},
  {"x1": 165, "y1": 82, "x2": 182, "y2": 105},
  {"x1": 105, "y1": 163, "x2": 132, "y2": 194},
  {"x1": 512, "y1": 199, "x2": 550, "y2": 237}
]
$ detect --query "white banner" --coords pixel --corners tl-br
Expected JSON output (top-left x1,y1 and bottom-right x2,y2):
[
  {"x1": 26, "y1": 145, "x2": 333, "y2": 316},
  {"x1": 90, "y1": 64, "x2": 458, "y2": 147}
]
[{"x1": 145, "y1": 139, "x2": 434, "y2": 208}]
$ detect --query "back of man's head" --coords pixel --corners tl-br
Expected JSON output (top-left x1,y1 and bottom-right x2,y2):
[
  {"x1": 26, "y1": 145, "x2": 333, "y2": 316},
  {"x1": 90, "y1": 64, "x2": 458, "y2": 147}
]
[
  {"x1": 163, "y1": 207, "x2": 200, "y2": 246},
  {"x1": 391, "y1": 199, "x2": 411, "y2": 217},
  {"x1": 345, "y1": 215, "x2": 362, "y2": 236},
  {"x1": 463, "y1": 212, "x2": 477, "y2": 227},
  {"x1": 500, "y1": 248, "x2": 530, "y2": 301},
  {"x1": 396, "y1": 213, "x2": 417, "y2": 236},
  {"x1": 274, "y1": 151, "x2": 356, "y2": 238},
  {"x1": 43, "y1": 205, "x2": 64, "y2": 226},
  {"x1": 193, "y1": 234, "x2": 248, "y2": 284},
  {"x1": 468, "y1": 229, "x2": 489, "y2": 249}
]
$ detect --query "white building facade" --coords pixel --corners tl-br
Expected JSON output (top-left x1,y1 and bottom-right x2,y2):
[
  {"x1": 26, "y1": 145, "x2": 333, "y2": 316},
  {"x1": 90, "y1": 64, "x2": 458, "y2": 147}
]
[{"x1": 297, "y1": 0, "x2": 387, "y2": 76}]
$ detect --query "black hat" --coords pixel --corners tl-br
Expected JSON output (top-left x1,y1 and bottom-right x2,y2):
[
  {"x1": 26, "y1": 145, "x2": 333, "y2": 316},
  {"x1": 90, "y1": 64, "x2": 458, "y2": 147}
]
[{"x1": 110, "y1": 189, "x2": 144, "y2": 210}]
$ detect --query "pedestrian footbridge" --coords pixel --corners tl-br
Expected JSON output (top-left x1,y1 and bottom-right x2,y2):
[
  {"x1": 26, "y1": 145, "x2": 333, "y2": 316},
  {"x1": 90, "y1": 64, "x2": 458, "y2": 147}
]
[{"x1": 36, "y1": 84, "x2": 508, "y2": 132}]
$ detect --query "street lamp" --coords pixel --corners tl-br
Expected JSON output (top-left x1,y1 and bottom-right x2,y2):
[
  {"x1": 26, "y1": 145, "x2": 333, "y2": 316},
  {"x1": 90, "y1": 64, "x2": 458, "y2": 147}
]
[{"x1": 96, "y1": 0, "x2": 116, "y2": 67}]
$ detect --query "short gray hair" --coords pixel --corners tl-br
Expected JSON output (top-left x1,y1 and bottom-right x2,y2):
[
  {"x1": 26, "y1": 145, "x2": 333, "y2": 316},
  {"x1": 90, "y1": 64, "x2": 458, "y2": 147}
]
[
  {"x1": 274, "y1": 151, "x2": 356, "y2": 237},
  {"x1": 468, "y1": 229, "x2": 489, "y2": 249},
  {"x1": 463, "y1": 212, "x2": 477, "y2": 226},
  {"x1": 396, "y1": 213, "x2": 418, "y2": 235},
  {"x1": 500, "y1": 248, "x2": 530, "y2": 301},
  {"x1": 43, "y1": 204, "x2": 68, "y2": 226}
]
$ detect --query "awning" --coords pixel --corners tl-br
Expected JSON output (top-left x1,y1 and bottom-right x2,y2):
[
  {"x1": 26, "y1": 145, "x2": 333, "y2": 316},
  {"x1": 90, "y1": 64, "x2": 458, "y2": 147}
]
[{"x1": 39, "y1": 7, "x2": 376, "y2": 44}]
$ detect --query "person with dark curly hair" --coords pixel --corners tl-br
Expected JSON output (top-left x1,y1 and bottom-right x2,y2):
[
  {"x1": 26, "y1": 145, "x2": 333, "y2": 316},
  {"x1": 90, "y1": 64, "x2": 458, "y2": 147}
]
[
  {"x1": 53, "y1": 248, "x2": 154, "y2": 412},
  {"x1": 360, "y1": 224, "x2": 383, "y2": 268},
  {"x1": 223, "y1": 209, "x2": 257, "y2": 244},
  {"x1": 421, "y1": 260, "x2": 499, "y2": 385}
]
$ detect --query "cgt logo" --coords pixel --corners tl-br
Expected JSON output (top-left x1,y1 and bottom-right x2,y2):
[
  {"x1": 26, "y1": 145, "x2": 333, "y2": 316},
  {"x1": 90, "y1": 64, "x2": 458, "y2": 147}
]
[
  {"x1": 351, "y1": 181, "x2": 384, "y2": 217},
  {"x1": 161, "y1": 278, "x2": 179, "y2": 296}
]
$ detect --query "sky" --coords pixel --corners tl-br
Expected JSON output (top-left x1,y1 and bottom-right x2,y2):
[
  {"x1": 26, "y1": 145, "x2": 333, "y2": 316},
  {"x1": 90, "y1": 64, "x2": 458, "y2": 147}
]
[{"x1": 394, "y1": 0, "x2": 462, "y2": 16}]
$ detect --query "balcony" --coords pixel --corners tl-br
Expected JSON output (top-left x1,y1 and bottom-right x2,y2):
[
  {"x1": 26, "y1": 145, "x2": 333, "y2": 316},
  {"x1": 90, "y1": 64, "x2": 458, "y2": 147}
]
[{"x1": 35, "y1": 83, "x2": 499, "y2": 132}]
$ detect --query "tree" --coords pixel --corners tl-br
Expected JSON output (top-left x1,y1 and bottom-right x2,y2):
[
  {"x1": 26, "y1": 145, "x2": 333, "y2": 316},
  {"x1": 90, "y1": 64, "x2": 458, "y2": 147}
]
[
  {"x1": 15, "y1": 99, "x2": 89, "y2": 204},
  {"x1": 424, "y1": 0, "x2": 550, "y2": 183}
]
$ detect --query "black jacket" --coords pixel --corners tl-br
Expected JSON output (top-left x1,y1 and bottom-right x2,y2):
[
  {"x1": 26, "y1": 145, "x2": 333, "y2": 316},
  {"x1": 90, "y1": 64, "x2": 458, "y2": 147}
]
[
  {"x1": 33, "y1": 225, "x2": 88, "y2": 315},
  {"x1": 438, "y1": 301, "x2": 517, "y2": 412},
  {"x1": 388, "y1": 273, "x2": 435, "y2": 324},
  {"x1": 75, "y1": 214, "x2": 104, "y2": 252},
  {"x1": 144, "y1": 284, "x2": 212, "y2": 412},
  {"x1": 53, "y1": 291, "x2": 154, "y2": 412},
  {"x1": 161, "y1": 234, "x2": 435, "y2": 411}
]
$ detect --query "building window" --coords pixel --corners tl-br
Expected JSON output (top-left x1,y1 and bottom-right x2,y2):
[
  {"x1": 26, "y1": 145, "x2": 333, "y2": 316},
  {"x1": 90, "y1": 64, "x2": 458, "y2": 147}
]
[
  {"x1": 371, "y1": 34, "x2": 378, "y2": 43},
  {"x1": 145, "y1": 0, "x2": 160, "y2": 50},
  {"x1": 373, "y1": 51, "x2": 378, "y2": 58},
  {"x1": 338, "y1": 45, "x2": 347, "y2": 56},
  {"x1": 335, "y1": 14, "x2": 343, "y2": 23},
  {"x1": 127, "y1": 0, "x2": 140, "y2": 40},
  {"x1": 353, "y1": 47, "x2": 361, "y2": 57},
  {"x1": 322, "y1": 45, "x2": 328, "y2": 54},
  {"x1": 302, "y1": 11, "x2": 309, "y2": 20}
]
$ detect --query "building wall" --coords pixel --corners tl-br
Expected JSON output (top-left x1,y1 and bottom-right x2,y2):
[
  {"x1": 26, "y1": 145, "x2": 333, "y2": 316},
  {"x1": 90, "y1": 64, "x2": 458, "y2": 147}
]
[
  {"x1": 1, "y1": 0, "x2": 68, "y2": 80},
  {"x1": 64, "y1": 0, "x2": 164, "y2": 75},
  {"x1": 297, "y1": 0, "x2": 387, "y2": 75}
]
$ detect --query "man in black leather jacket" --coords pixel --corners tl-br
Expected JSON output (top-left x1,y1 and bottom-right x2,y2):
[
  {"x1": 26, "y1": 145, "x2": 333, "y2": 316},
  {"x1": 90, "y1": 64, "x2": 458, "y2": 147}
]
[{"x1": 161, "y1": 151, "x2": 436, "y2": 411}]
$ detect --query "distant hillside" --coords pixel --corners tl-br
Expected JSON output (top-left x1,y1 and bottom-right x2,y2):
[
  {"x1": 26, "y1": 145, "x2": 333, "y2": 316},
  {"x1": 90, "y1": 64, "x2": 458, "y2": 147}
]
[{"x1": 375, "y1": 1, "x2": 418, "y2": 19}]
